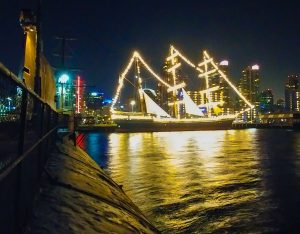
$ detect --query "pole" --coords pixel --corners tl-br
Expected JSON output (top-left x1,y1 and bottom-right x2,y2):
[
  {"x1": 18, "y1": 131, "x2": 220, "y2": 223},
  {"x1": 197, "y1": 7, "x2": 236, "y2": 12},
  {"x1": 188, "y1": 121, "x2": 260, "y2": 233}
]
[
  {"x1": 61, "y1": 36, "x2": 65, "y2": 68},
  {"x1": 135, "y1": 58, "x2": 145, "y2": 113},
  {"x1": 61, "y1": 83, "x2": 64, "y2": 110},
  {"x1": 170, "y1": 47, "x2": 178, "y2": 118},
  {"x1": 15, "y1": 89, "x2": 28, "y2": 232},
  {"x1": 34, "y1": 0, "x2": 42, "y2": 96}
]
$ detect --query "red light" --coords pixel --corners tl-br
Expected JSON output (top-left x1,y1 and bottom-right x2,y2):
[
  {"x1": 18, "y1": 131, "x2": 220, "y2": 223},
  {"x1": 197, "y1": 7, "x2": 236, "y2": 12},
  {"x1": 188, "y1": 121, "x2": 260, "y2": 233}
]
[{"x1": 76, "y1": 76, "x2": 81, "y2": 113}]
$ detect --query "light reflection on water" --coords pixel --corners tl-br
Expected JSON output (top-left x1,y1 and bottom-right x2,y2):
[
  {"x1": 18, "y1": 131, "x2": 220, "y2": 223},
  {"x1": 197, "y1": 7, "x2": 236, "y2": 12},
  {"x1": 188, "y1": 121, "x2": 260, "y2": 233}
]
[{"x1": 82, "y1": 129, "x2": 300, "y2": 233}]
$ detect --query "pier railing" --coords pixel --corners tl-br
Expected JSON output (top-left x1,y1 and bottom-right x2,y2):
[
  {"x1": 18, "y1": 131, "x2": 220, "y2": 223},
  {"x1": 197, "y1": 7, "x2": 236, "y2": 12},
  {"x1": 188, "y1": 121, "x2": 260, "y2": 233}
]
[{"x1": 0, "y1": 63, "x2": 66, "y2": 233}]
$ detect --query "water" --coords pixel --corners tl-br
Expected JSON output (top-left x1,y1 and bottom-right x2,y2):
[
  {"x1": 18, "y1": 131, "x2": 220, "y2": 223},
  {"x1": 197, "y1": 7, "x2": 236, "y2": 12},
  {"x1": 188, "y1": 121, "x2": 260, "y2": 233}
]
[{"x1": 79, "y1": 129, "x2": 300, "y2": 233}]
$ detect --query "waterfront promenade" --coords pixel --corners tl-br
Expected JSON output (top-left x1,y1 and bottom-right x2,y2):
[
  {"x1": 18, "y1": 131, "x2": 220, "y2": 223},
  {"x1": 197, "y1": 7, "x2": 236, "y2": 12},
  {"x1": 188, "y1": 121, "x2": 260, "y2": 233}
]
[{"x1": 26, "y1": 135, "x2": 158, "y2": 233}]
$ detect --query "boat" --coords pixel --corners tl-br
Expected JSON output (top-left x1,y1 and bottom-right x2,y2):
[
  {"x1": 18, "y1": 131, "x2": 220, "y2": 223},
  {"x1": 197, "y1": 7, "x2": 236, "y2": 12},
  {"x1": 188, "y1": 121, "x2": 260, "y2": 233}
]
[
  {"x1": 111, "y1": 46, "x2": 253, "y2": 132},
  {"x1": 77, "y1": 123, "x2": 117, "y2": 132},
  {"x1": 113, "y1": 115, "x2": 234, "y2": 132}
]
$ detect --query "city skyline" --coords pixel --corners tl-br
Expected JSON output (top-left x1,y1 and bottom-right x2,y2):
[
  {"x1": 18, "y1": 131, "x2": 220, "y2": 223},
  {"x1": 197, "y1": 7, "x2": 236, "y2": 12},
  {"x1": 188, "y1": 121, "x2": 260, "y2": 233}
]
[{"x1": 1, "y1": 0, "x2": 300, "y2": 99}]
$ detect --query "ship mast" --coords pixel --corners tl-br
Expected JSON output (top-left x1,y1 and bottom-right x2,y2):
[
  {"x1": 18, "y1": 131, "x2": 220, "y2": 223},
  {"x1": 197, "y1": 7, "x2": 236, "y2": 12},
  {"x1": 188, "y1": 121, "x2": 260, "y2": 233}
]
[
  {"x1": 135, "y1": 57, "x2": 145, "y2": 114},
  {"x1": 171, "y1": 47, "x2": 178, "y2": 118},
  {"x1": 111, "y1": 48, "x2": 254, "y2": 121},
  {"x1": 203, "y1": 54, "x2": 211, "y2": 117},
  {"x1": 167, "y1": 46, "x2": 181, "y2": 118}
]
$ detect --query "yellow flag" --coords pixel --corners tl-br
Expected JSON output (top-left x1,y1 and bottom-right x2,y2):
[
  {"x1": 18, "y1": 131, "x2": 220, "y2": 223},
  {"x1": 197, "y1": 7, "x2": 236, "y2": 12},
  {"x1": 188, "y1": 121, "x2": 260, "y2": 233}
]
[{"x1": 213, "y1": 106, "x2": 222, "y2": 115}]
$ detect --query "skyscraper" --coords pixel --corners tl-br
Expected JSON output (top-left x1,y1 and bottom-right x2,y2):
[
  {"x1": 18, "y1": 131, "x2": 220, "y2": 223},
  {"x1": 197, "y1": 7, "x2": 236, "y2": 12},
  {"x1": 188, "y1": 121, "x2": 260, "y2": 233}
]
[
  {"x1": 156, "y1": 58, "x2": 188, "y2": 117},
  {"x1": 219, "y1": 60, "x2": 232, "y2": 114},
  {"x1": 285, "y1": 75, "x2": 300, "y2": 112},
  {"x1": 238, "y1": 65, "x2": 260, "y2": 122},
  {"x1": 260, "y1": 89, "x2": 274, "y2": 113},
  {"x1": 156, "y1": 60, "x2": 172, "y2": 113},
  {"x1": 186, "y1": 90, "x2": 202, "y2": 106},
  {"x1": 275, "y1": 98, "x2": 285, "y2": 112},
  {"x1": 75, "y1": 76, "x2": 85, "y2": 114},
  {"x1": 85, "y1": 91, "x2": 104, "y2": 110},
  {"x1": 197, "y1": 60, "x2": 232, "y2": 115}
]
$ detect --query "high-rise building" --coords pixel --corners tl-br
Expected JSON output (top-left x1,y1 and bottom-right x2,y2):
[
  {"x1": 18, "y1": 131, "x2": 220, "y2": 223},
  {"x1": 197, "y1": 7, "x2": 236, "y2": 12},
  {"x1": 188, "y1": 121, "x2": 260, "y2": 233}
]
[
  {"x1": 75, "y1": 76, "x2": 86, "y2": 113},
  {"x1": 203, "y1": 60, "x2": 232, "y2": 115},
  {"x1": 209, "y1": 69, "x2": 221, "y2": 104},
  {"x1": 196, "y1": 60, "x2": 232, "y2": 115},
  {"x1": 186, "y1": 91, "x2": 202, "y2": 106},
  {"x1": 156, "y1": 60, "x2": 172, "y2": 112},
  {"x1": 219, "y1": 60, "x2": 232, "y2": 114},
  {"x1": 238, "y1": 65, "x2": 260, "y2": 122},
  {"x1": 285, "y1": 75, "x2": 300, "y2": 112},
  {"x1": 85, "y1": 91, "x2": 104, "y2": 110},
  {"x1": 260, "y1": 89, "x2": 274, "y2": 113},
  {"x1": 156, "y1": 58, "x2": 187, "y2": 117},
  {"x1": 276, "y1": 98, "x2": 285, "y2": 108},
  {"x1": 275, "y1": 98, "x2": 285, "y2": 112},
  {"x1": 157, "y1": 58, "x2": 233, "y2": 117}
]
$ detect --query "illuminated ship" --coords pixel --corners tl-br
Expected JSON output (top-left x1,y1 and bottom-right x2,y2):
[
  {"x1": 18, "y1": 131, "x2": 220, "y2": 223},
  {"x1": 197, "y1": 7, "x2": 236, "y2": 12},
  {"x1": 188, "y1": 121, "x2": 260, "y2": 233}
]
[{"x1": 111, "y1": 46, "x2": 253, "y2": 132}]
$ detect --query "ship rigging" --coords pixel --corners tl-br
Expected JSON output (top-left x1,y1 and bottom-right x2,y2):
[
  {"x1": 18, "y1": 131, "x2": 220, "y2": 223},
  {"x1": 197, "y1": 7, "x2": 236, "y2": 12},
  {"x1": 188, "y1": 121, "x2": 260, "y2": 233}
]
[{"x1": 111, "y1": 45, "x2": 253, "y2": 131}]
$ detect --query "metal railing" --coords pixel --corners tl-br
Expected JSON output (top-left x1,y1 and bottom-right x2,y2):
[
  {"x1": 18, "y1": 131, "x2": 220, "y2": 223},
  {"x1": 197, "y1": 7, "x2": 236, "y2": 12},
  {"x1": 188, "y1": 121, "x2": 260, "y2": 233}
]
[{"x1": 0, "y1": 63, "x2": 66, "y2": 233}]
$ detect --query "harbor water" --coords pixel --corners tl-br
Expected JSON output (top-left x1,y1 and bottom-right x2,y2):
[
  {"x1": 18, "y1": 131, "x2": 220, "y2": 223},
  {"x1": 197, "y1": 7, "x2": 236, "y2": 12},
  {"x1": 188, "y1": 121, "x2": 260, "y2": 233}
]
[{"x1": 79, "y1": 129, "x2": 300, "y2": 233}]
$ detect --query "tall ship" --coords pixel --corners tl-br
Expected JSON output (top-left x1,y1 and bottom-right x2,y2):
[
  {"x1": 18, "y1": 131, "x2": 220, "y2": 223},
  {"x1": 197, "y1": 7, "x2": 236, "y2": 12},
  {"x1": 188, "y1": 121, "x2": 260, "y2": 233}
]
[{"x1": 111, "y1": 46, "x2": 253, "y2": 132}]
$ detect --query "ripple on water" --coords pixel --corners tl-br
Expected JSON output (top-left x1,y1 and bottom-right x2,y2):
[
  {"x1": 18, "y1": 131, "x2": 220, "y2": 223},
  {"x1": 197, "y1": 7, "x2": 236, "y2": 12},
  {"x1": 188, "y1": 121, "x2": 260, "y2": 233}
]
[{"x1": 82, "y1": 130, "x2": 300, "y2": 233}]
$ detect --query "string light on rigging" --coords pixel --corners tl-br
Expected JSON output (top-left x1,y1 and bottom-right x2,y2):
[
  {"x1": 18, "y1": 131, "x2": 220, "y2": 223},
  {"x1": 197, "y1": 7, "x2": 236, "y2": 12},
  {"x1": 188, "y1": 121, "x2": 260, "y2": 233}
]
[
  {"x1": 203, "y1": 50, "x2": 254, "y2": 109},
  {"x1": 111, "y1": 45, "x2": 254, "y2": 122}
]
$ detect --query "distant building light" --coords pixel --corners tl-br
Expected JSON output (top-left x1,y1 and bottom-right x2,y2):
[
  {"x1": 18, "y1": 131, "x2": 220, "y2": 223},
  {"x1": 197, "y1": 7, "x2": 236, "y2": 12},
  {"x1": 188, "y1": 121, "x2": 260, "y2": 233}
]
[
  {"x1": 220, "y1": 60, "x2": 229, "y2": 66},
  {"x1": 91, "y1": 92, "x2": 98, "y2": 96},
  {"x1": 252, "y1": 65, "x2": 259, "y2": 70},
  {"x1": 103, "y1": 99, "x2": 112, "y2": 104}
]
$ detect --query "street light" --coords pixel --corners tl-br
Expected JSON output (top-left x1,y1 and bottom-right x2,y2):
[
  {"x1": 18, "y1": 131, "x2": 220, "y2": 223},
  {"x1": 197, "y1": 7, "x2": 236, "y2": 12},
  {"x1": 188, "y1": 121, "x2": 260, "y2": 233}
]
[
  {"x1": 6, "y1": 97, "x2": 12, "y2": 111},
  {"x1": 58, "y1": 73, "x2": 69, "y2": 110},
  {"x1": 58, "y1": 74, "x2": 69, "y2": 84},
  {"x1": 130, "y1": 100, "x2": 136, "y2": 112}
]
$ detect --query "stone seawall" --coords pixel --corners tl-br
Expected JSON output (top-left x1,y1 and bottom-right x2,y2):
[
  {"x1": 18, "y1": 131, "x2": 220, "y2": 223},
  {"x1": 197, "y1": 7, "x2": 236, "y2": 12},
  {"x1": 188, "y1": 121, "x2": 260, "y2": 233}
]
[{"x1": 26, "y1": 137, "x2": 159, "y2": 233}]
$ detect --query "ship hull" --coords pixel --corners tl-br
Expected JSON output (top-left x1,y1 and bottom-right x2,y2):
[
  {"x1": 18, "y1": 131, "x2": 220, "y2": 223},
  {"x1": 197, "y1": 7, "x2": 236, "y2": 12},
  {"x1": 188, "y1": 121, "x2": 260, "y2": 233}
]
[
  {"x1": 114, "y1": 118, "x2": 234, "y2": 132},
  {"x1": 77, "y1": 124, "x2": 117, "y2": 132}
]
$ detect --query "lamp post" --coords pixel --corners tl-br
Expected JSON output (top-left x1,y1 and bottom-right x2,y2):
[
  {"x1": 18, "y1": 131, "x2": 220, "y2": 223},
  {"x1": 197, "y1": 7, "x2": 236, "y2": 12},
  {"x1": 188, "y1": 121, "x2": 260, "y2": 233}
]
[
  {"x1": 130, "y1": 100, "x2": 136, "y2": 112},
  {"x1": 6, "y1": 97, "x2": 12, "y2": 111},
  {"x1": 58, "y1": 73, "x2": 69, "y2": 110}
]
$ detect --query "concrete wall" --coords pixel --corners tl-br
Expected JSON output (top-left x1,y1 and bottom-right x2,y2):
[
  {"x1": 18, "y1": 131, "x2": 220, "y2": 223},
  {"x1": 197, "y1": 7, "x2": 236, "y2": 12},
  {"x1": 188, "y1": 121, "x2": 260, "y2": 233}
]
[{"x1": 23, "y1": 30, "x2": 56, "y2": 109}]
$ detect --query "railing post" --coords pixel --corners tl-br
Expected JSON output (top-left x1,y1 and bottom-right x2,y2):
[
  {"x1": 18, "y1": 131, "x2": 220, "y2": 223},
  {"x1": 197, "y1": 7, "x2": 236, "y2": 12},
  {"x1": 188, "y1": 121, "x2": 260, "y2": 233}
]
[
  {"x1": 39, "y1": 103, "x2": 45, "y2": 172},
  {"x1": 18, "y1": 89, "x2": 28, "y2": 161},
  {"x1": 74, "y1": 114, "x2": 77, "y2": 147},
  {"x1": 46, "y1": 106, "x2": 51, "y2": 160},
  {"x1": 0, "y1": 63, "x2": 62, "y2": 233},
  {"x1": 15, "y1": 88, "x2": 28, "y2": 233}
]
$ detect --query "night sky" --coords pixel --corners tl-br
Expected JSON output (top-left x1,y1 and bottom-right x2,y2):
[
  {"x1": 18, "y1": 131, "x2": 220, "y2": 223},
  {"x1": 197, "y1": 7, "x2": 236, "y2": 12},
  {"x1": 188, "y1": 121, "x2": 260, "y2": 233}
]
[{"x1": 1, "y1": 0, "x2": 300, "y2": 99}]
